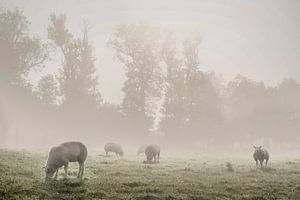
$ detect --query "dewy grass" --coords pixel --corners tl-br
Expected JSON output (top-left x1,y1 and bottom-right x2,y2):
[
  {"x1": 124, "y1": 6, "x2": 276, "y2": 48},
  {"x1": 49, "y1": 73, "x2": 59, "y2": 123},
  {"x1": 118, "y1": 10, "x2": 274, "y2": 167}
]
[{"x1": 0, "y1": 150, "x2": 300, "y2": 199}]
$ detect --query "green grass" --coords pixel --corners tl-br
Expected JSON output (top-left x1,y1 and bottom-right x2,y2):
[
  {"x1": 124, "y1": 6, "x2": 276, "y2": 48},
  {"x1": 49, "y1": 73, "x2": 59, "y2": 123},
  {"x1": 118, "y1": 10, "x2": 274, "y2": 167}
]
[{"x1": 0, "y1": 149, "x2": 300, "y2": 199}]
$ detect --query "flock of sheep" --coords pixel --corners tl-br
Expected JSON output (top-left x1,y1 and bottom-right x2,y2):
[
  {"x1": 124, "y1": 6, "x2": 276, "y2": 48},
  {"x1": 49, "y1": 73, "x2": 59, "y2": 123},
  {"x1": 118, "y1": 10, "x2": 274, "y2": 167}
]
[{"x1": 43, "y1": 141, "x2": 268, "y2": 181}]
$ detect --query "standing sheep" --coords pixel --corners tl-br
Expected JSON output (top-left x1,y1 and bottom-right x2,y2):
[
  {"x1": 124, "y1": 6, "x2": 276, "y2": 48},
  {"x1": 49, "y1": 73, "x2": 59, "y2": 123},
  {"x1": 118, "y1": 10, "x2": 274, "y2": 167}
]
[
  {"x1": 104, "y1": 143, "x2": 124, "y2": 156},
  {"x1": 44, "y1": 141, "x2": 88, "y2": 181},
  {"x1": 145, "y1": 144, "x2": 160, "y2": 163},
  {"x1": 253, "y1": 145, "x2": 269, "y2": 168}
]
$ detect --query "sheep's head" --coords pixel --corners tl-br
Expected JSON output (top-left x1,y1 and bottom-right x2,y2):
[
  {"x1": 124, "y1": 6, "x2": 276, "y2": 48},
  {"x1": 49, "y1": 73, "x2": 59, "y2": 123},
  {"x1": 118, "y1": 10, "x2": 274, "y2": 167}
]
[
  {"x1": 146, "y1": 154, "x2": 154, "y2": 162},
  {"x1": 253, "y1": 145, "x2": 262, "y2": 152},
  {"x1": 44, "y1": 166, "x2": 56, "y2": 181}
]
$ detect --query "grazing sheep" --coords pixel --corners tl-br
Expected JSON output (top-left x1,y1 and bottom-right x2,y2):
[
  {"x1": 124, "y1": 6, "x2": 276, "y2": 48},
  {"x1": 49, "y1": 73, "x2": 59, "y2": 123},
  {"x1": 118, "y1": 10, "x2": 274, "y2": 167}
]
[
  {"x1": 253, "y1": 145, "x2": 269, "y2": 168},
  {"x1": 44, "y1": 142, "x2": 87, "y2": 181},
  {"x1": 136, "y1": 144, "x2": 148, "y2": 156},
  {"x1": 145, "y1": 144, "x2": 160, "y2": 163},
  {"x1": 104, "y1": 143, "x2": 124, "y2": 156}
]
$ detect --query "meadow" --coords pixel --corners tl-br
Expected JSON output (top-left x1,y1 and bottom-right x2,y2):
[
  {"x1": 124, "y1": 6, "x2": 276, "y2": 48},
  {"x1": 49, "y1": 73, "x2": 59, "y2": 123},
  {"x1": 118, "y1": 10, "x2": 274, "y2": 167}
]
[{"x1": 0, "y1": 149, "x2": 300, "y2": 200}]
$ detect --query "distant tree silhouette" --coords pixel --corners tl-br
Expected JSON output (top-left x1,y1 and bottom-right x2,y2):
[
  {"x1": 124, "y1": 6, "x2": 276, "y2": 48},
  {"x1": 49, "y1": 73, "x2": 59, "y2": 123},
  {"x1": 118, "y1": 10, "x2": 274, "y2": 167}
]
[
  {"x1": 0, "y1": 8, "x2": 48, "y2": 143},
  {"x1": 47, "y1": 13, "x2": 103, "y2": 137},
  {"x1": 0, "y1": 9, "x2": 48, "y2": 86},
  {"x1": 48, "y1": 14, "x2": 102, "y2": 111},
  {"x1": 159, "y1": 33, "x2": 185, "y2": 134},
  {"x1": 181, "y1": 37, "x2": 222, "y2": 138},
  {"x1": 0, "y1": 8, "x2": 299, "y2": 150},
  {"x1": 109, "y1": 24, "x2": 163, "y2": 135},
  {"x1": 160, "y1": 36, "x2": 222, "y2": 148},
  {"x1": 274, "y1": 78, "x2": 300, "y2": 145},
  {"x1": 35, "y1": 74, "x2": 59, "y2": 107},
  {"x1": 224, "y1": 75, "x2": 283, "y2": 150}
]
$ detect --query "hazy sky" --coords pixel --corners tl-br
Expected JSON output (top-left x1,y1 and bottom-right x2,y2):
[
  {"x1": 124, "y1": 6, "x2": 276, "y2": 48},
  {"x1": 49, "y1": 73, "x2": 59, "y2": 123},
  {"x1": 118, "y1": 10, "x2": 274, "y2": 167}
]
[{"x1": 2, "y1": 0, "x2": 300, "y2": 103}]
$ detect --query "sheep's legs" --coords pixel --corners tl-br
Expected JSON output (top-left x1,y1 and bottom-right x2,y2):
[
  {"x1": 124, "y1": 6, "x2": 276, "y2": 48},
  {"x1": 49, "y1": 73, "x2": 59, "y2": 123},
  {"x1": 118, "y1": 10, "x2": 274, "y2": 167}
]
[
  {"x1": 78, "y1": 163, "x2": 84, "y2": 178},
  {"x1": 54, "y1": 169, "x2": 59, "y2": 180},
  {"x1": 78, "y1": 163, "x2": 82, "y2": 178},
  {"x1": 259, "y1": 160, "x2": 263, "y2": 168},
  {"x1": 265, "y1": 159, "x2": 268, "y2": 166},
  {"x1": 64, "y1": 165, "x2": 68, "y2": 179},
  {"x1": 81, "y1": 163, "x2": 85, "y2": 177}
]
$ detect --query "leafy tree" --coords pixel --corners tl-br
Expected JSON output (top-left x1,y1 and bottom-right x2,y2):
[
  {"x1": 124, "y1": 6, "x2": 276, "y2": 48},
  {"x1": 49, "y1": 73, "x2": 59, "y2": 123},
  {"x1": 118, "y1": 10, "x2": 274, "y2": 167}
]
[
  {"x1": 224, "y1": 75, "x2": 278, "y2": 150},
  {"x1": 36, "y1": 74, "x2": 59, "y2": 107},
  {"x1": 109, "y1": 23, "x2": 163, "y2": 133},
  {"x1": 47, "y1": 13, "x2": 103, "y2": 140},
  {"x1": 275, "y1": 78, "x2": 300, "y2": 145},
  {"x1": 48, "y1": 13, "x2": 102, "y2": 110},
  {"x1": 160, "y1": 34, "x2": 185, "y2": 133},
  {"x1": 0, "y1": 8, "x2": 47, "y2": 142},
  {"x1": 160, "y1": 36, "x2": 222, "y2": 146},
  {"x1": 0, "y1": 8, "x2": 48, "y2": 86}
]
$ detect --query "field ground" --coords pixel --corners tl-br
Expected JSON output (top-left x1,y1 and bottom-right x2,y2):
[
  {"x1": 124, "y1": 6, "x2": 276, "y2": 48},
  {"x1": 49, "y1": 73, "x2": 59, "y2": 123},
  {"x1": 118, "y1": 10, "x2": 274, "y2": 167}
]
[{"x1": 0, "y1": 149, "x2": 300, "y2": 200}]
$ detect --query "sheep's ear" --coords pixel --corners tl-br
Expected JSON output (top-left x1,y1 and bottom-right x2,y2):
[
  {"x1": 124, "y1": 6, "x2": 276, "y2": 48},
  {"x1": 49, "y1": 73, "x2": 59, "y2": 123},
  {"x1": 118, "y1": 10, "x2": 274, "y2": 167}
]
[
  {"x1": 259, "y1": 146, "x2": 262, "y2": 149},
  {"x1": 253, "y1": 145, "x2": 256, "y2": 149}
]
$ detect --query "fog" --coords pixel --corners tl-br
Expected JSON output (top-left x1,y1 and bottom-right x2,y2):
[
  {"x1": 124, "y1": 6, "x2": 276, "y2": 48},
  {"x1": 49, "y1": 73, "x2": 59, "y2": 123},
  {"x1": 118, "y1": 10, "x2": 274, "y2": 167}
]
[{"x1": 1, "y1": 0, "x2": 300, "y2": 154}]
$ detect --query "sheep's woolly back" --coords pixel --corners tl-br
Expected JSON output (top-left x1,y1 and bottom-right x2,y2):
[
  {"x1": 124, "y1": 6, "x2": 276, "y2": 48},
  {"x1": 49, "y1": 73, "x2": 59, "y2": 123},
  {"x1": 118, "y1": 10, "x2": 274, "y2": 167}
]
[
  {"x1": 253, "y1": 147, "x2": 269, "y2": 161},
  {"x1": 104, "y1": 143, "x2": 124, "y2": 155}
]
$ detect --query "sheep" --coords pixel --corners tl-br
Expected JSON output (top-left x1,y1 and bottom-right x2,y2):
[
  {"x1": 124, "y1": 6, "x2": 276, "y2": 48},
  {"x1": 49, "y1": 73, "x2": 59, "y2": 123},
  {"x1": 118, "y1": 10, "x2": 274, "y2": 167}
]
[
  {"x1": 253, "y1": 145, "x2": 269, "y2": 168},
  {"x1": 136, "y1": 144, "x2": 148, "y2": 156},
  {"x1": 145, "y1": 144, "x2": 160, "y2": 163},
  {"x1": 44, "y1": 141, "x2": 87, "y2": 181},
  {"x1": 104, "y1": 142, "x2": 124, "y2": 156}
]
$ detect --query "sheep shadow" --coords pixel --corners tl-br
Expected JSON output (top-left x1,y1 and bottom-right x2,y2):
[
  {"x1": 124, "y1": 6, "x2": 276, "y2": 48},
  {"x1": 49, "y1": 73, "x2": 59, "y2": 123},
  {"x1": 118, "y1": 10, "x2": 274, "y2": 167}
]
[
  {"x1": 259, "y1": 167, "x2": 276, "y2": 173},
  {"x1": 99, "y1": 154, "x2": 114, "y2": 157},
  {"x1": 40, "y1": 178, "x2": 87, "y2": 199},
  {"x1": 143, "y1": 160, "x2": 159, "y2": 164}
]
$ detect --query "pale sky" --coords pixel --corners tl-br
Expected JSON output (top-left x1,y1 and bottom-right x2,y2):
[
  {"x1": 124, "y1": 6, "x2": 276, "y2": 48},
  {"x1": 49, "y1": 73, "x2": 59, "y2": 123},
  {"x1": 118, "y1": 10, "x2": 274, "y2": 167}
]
[{"x1": 2, "y1": 0, "x2": 300, "y2": 103}]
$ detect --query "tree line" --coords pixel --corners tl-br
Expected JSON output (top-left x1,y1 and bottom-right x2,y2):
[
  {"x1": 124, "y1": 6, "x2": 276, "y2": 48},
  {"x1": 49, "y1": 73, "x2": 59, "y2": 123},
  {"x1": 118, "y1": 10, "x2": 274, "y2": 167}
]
[{"x1": 1, "y1": 8, "x2": 300, "y2": 152}]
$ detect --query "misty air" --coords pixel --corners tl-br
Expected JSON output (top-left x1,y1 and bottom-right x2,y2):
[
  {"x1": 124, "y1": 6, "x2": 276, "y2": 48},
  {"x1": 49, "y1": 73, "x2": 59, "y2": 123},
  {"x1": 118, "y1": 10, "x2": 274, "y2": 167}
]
[{"x1": 1, "y1": 0, "x2": 300, "y2": 199}]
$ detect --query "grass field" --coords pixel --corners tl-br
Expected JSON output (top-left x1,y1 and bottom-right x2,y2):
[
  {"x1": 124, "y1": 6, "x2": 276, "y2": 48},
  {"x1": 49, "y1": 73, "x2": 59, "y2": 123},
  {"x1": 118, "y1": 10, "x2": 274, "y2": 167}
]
[{"x1": 0, "y1": 149, "x2": 300, "y2": 200}]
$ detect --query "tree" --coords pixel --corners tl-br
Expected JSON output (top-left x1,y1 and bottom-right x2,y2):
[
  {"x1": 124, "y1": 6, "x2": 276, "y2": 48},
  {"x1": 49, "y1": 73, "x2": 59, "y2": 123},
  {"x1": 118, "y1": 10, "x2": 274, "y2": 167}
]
[
  {"x1": 159, "y1": 33, "x2": 185, "y2": 133},
  {"x1": 0, "y1": 8, "x2": 48, "y2": 143},
  {"x1": 275, "y1": 78, "x2": 300, "y2": 145},
  {"x1": 47, "y1": 13, "x2": 102, "y2": 139},
  {"x1": 36, "y1": 74, "x2": 59, "y2": 107},
  {"x1": 109, "y1": 23, "x2": 163, "y2": 134},
  {"x1": 160, "y1": 35, "x2": 223, "y2": 148},
  {"x1": 0, "y1": 8, "x2": 48, "y2": 86},
  {"x1": 48, "y1": 13, "x2": 102, "y2": 110},
  {"x1": 224, "y1": 75, "x2": 277, "y2": 151}
]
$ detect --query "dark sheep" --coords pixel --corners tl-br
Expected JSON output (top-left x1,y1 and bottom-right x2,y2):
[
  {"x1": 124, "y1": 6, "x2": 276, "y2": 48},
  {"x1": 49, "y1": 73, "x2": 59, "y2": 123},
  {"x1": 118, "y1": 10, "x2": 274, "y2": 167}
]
[
  {"x1": 44, "y1": 141, "x2": 87, "y2": 181},
  {"x1": 253, "y1": 145, "x2": 269, "y2": 168},
  {"x1": 145, "y1": 144, "x2": 160, "y2": 163},
  {"x1": 104, "y1": 142, "x2": 124, "y2": 156}
]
